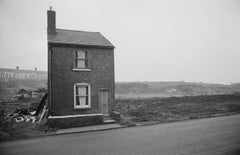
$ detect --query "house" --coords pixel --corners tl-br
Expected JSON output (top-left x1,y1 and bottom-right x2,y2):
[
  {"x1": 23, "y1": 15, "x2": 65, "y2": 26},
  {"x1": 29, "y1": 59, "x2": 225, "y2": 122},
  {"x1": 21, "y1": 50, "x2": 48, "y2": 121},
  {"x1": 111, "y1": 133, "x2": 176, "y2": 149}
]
[
  {"x1": 0, "y1": 67, "x2": 47, "y2": 81},
  {"x1": 47, "y1": 7, "x2": 115, "y2": 124}
]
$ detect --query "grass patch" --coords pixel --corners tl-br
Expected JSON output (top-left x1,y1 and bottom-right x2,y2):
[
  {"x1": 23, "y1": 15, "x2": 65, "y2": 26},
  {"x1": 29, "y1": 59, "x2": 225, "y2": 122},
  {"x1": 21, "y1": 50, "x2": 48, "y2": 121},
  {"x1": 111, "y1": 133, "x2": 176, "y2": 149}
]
[{"x1": 0, "y1": 119, "x2": 56, "y2": 141}]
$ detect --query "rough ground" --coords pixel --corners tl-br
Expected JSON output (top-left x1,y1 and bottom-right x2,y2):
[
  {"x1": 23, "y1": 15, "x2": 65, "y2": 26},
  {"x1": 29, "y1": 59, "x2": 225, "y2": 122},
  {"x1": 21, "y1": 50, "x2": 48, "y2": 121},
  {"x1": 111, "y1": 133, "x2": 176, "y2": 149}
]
[
  {"x1": 0, "y1": 114, "x2": 239, "y2": 155},
  {"x1": 115, "y1": 81, "x2": 240, "y2": 98},
  {"x1": 115, "y1": 94, "x2": 240, "y2": 123},
  {"x1": 0, "y1": 94, "x2": 240, "y2": 141},
  {"x1": 0, "y1": 100, "x2": 55, "y2": 141}
]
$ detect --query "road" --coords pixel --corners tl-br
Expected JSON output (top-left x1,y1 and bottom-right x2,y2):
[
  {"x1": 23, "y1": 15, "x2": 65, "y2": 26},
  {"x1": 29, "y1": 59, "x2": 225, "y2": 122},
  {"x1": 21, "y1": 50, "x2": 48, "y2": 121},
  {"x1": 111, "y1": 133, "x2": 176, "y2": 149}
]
[{"x1": 1, "y1": 115, "x2": 240, "y2": 155}]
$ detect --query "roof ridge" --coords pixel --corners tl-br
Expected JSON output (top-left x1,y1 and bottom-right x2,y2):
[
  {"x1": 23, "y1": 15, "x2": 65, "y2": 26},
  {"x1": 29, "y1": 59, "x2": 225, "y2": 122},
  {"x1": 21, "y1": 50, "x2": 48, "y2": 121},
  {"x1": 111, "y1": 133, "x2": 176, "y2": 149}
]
[
  {"x1": 56, "y1": 28, "x2": 100, "y2": 33},
  {"x1": 0, "y1": 68, "x2": 47, "y2": 72}
]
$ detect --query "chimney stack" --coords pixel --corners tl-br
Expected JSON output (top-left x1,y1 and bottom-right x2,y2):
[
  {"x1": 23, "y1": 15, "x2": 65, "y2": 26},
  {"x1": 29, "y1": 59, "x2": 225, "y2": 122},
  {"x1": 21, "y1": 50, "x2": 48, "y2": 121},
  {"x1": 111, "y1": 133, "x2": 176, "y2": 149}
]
[
  {"x1": 47, "y1": 6, "x2": 56, "y2": 34},
  {"x1": 34, "y1": 67, "x2": 37, "y2": 71},
  {"x1": 16, "y1": 66, "x2": 19, "y2": 70}
]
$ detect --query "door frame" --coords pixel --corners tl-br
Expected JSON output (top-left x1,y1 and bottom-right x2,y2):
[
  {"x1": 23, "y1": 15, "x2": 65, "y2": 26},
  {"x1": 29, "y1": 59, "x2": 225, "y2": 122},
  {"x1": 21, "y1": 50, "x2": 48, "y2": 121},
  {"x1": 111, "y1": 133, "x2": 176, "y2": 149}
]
[{"x1": 99, "y1": 88, "x2": 111, "y2": 115}]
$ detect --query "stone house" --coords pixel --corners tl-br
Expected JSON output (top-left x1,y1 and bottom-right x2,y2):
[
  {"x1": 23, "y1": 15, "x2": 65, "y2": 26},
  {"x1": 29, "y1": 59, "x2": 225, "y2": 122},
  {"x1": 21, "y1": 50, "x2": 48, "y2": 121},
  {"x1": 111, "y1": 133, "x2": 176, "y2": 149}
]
[{"x1": 47, "y1": 8, "x2": 115, "y2": 123}]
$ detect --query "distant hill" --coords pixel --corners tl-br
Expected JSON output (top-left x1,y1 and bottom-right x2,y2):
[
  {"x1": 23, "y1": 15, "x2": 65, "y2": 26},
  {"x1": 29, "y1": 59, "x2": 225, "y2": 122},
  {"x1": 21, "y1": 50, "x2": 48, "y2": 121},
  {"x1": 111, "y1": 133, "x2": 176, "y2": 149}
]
[{"x1": 115, "y1": 82, "x2": 240, "y2": 98}]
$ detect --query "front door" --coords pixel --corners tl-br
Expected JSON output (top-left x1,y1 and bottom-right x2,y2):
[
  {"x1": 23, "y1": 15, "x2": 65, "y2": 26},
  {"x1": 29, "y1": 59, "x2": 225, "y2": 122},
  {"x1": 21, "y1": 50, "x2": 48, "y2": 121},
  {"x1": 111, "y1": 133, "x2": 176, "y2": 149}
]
[{"x1": 99, "y1": 90, "x2": 110, "y2": 115}]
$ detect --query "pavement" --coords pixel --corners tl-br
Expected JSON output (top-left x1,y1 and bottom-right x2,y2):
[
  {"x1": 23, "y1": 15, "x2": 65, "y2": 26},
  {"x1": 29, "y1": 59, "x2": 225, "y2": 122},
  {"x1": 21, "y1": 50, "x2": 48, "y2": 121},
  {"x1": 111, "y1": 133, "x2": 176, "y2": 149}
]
[
  {"x1": 55, "y1": 123, "x2": 124, "y2": 135},
  {"x1": 1, "y1": 114, "x2": 240, "y2": 155}
]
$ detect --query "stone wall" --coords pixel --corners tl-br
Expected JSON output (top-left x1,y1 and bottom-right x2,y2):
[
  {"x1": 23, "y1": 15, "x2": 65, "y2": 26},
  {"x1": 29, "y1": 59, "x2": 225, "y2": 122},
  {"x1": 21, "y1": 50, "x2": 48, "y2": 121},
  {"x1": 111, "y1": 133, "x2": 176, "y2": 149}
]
[{"x1": 47, "y1": 115, "x2": 104, "y2": 128}]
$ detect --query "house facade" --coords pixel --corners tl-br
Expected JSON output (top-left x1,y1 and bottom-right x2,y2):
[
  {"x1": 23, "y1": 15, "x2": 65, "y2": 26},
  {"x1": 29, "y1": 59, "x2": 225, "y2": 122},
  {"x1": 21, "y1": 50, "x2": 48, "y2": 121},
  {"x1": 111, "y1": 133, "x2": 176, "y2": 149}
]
[
  {"x1": 47, "y1": 8, "x2": 115, "y2": 118},
  {"x1": 0, "y1": 67, "x2": 47, "y2": 81}
]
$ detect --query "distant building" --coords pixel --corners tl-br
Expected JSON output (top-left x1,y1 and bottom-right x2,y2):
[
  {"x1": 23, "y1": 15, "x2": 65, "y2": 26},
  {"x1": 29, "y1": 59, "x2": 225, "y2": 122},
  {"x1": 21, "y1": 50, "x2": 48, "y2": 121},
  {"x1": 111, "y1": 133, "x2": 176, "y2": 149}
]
[
  {"x1": 0, "y1": 67, "x2": 47, "y2": 81},
  {"x1": 47, "y1": 8, "x2": 115, "y2": 118}
]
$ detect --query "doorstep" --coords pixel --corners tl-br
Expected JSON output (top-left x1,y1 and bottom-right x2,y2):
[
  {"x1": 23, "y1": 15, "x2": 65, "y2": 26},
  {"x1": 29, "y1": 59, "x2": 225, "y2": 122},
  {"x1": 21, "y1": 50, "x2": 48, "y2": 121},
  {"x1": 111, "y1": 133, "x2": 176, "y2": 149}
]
[{"x1": 56, "y1": 123, "x2": 124, "y2": 135}]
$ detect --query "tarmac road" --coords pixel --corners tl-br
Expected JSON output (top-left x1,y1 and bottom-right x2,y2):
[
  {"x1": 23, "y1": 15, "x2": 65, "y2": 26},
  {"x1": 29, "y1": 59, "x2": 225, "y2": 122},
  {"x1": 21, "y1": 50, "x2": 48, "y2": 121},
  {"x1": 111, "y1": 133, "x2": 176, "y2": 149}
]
[{"x1": 1, "y1": 114, "x2": 240, "y2": 155}]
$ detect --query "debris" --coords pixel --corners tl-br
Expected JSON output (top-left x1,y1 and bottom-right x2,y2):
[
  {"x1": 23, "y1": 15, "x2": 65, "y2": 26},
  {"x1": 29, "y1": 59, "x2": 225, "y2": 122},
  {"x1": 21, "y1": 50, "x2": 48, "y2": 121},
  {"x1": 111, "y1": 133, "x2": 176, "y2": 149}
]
[
  {"x1": 30, "y1": 111, "x2": 36, "y2": 115},
  {"x1": 15, "y1": 117, "x2": 24, "y2": 123},
  {"x1": 3, "y1": 93, "x2": 48, "y2": 123},
  {"x1": 30, "y1": 116, "x2": 37, "y2": 123},
  {"x1": 15, "y1": 108, "x2": 30, "y2": 115},
  {"x1": 35, "y1": 93, "x2": 48, "y2": 116},
  {"x1": 11, "y1": 88, "x2": 46, "y2": 101},
  {"x1": 38, "y1": 106, "x2": 48, "y2": 123},
  {"x1": 25, "y1": 116, "x2": 37, "y2": 123}
]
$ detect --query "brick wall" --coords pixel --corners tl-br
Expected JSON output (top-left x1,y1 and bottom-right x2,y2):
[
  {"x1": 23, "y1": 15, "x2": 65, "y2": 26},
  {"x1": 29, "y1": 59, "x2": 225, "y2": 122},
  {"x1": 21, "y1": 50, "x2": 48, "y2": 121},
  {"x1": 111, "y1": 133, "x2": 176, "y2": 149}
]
[{"x1": 48, "y1": 44, "x2": 115, "y2": 116}]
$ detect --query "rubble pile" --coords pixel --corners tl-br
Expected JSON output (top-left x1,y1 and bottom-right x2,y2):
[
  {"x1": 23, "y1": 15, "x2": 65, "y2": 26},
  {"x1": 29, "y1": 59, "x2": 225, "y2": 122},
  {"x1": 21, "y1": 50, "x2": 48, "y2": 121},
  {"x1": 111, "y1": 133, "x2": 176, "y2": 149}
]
[
  {"x1": 3, "y1": 93, "x2": 48, "y2": 124},
  {"x1": 10, "y1": 88, "x2": 46, "y2": 102}
]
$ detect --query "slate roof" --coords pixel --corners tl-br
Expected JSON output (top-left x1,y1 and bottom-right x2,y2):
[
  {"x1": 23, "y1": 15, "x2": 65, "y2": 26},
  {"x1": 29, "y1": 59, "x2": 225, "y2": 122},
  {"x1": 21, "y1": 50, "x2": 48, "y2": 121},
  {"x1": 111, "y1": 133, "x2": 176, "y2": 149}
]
[{"x1": 48, "y1": 29, "x2": 114, "y2": 48}]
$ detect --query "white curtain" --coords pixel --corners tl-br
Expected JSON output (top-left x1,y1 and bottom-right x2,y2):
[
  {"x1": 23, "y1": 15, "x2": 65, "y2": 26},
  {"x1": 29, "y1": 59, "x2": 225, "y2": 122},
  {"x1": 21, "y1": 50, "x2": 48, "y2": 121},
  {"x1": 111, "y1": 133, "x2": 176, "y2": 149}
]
[
  {"x1": 77, "y1": 86, "x2": 87, "y2": 106},
  {"x1": 78, "y1": 87, "x2": 86, "y2": 95},
  {"x1": 79, "y1": 97, "x2": 86, "y2": 106},
  {"x1": 77, "y1": 60, "x2": 85, "y2": 68},
  {"x1": 78, "y1": 51, "x2": 85, "y2": 58}
]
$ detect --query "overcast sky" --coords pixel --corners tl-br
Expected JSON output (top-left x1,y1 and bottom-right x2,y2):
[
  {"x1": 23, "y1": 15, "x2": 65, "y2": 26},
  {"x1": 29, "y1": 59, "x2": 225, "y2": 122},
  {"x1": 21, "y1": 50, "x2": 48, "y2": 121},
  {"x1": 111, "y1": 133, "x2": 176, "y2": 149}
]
[{"x1": 0, "y1": 0, "x2": 239, "y2": 84}]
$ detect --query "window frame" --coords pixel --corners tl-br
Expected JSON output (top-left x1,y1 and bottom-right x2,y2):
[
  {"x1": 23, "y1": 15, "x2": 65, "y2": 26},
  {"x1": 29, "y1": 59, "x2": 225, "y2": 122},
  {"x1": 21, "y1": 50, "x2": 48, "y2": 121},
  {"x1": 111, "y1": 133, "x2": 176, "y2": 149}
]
[{"x1": 74, "y1": 83, "x2": 91, "y2": 109}]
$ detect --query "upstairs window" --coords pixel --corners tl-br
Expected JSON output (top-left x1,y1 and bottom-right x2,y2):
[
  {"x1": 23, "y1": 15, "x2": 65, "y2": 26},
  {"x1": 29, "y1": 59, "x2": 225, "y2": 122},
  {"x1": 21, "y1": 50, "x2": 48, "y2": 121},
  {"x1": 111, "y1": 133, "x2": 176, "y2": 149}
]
[
  {"x1": 75, "y1": 50, "x2": 88, "y2": 68},
  {"x1": 74, "y1": 83, "x2": 91, "y2": 109}
]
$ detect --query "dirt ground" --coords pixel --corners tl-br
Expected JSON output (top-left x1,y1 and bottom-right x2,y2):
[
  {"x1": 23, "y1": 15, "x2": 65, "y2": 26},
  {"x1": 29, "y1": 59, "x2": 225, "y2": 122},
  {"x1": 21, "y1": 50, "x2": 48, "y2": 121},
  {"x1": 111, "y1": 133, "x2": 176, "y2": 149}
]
[
  {"x1": 115, "y1": 94, "x2": 240, "y2": 123},
  {"x1": 1, "y1": 94, "x2": 240, "y2": 141}
]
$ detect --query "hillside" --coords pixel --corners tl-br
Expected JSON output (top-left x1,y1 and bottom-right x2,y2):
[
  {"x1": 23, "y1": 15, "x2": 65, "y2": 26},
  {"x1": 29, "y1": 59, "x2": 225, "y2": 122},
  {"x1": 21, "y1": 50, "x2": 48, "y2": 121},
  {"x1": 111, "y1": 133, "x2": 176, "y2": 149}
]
[{"x1": 115, "y1": 82, "x2": 240, "y2": 98}]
